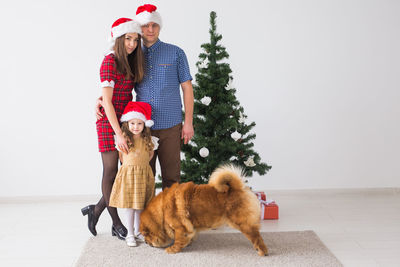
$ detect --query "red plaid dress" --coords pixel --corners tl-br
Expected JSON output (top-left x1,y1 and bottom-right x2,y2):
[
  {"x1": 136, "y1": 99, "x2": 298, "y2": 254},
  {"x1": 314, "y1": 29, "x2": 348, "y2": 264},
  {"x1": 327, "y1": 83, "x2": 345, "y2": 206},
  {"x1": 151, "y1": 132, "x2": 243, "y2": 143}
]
[{"x1": 96, "y1": 53, "x2": 134, "y2": 152}]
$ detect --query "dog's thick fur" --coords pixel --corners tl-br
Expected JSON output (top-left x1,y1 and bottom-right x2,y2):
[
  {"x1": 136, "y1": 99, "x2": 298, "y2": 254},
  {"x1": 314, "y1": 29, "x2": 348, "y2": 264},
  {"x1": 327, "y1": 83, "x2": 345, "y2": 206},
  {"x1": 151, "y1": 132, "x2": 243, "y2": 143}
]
[{"x1": 139, "y1": 165, "x2": 268, "y2": 256}]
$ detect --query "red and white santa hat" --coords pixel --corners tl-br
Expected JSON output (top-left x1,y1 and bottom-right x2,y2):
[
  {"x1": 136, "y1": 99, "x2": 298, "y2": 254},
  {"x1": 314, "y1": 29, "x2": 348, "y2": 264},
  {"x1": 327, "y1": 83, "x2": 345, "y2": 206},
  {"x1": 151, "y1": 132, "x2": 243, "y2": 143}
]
[
  {"x1": 120, "y1": 101, "x2": 154, "y2": 127},
  {"x1": 135, "y1": 4, "x2": 162, "y2": 28},
  {"x1": 109, "y1": 18, "x2": 142, "y2": 48}
]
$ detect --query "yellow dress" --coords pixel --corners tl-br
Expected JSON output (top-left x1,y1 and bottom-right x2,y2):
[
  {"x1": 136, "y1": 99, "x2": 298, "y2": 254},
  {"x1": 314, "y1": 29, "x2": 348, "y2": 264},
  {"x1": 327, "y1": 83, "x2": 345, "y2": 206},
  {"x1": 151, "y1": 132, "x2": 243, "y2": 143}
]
[{"x1": 109, "y1": 138, "x2": 155, "y2": 209}]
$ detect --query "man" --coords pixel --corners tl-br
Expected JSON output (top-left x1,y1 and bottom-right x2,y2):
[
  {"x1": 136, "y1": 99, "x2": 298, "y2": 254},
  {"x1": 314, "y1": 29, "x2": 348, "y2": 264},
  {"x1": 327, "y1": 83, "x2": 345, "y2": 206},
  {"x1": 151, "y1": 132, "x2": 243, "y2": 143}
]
[{"x1": 97, "y1": 4, "x2": 194, "y2": 189}]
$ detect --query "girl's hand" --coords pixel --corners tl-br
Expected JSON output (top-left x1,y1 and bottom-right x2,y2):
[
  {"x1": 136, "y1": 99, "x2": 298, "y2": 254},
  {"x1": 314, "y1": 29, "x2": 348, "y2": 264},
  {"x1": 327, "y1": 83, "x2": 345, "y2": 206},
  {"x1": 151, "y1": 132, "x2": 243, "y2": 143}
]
[
  {"x1": 95, "y1": 96, "x2": 104, "y2": 120},
  {"x1": 115, "y1": 133, "x2": 129, "y2": 154}
]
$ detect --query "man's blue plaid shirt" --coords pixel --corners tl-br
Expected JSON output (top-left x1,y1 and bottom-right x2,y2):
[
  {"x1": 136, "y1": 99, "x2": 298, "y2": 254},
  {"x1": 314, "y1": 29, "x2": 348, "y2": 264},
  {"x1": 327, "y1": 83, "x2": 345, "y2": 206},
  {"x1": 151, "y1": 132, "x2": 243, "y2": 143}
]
[{"x1": 135, "y1": 39, "x2": 192, "y2": 130}]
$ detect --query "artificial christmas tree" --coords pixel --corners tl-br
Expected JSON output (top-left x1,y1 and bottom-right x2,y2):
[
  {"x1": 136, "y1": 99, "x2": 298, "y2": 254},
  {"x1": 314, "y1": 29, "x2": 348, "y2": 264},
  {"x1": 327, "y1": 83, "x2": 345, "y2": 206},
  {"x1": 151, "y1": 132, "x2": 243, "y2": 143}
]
[{"x1": 181, "y1": 11, "x2": 271, "y2": 184}]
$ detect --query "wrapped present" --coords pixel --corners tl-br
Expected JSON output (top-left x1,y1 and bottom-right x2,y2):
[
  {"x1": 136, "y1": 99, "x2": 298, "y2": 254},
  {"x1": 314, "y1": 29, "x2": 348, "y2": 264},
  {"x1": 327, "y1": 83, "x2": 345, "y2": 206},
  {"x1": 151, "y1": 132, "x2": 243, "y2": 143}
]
[
  {"x1": 260, "y1": 200, "x2": 279, "y2": 220},
  {"x1": 254, "y1": 191, "x2": 266, "y2": 201}
]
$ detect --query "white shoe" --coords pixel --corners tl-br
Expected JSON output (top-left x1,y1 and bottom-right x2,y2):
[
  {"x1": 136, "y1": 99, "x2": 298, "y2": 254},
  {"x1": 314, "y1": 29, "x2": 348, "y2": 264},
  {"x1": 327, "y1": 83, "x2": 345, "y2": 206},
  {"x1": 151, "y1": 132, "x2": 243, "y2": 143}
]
[
  {"x1": 135, "y1": 233, "x2": 145, "y2": 242},
  {"x1": 126, "y1": 235, "x2": 137, "y2": 247}
]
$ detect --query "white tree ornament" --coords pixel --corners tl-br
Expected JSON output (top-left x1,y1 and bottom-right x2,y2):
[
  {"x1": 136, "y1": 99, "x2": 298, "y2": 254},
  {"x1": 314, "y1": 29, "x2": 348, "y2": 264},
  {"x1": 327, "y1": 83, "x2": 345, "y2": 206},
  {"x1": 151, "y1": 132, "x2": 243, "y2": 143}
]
[
  {"x1": 199, "y1": 147, "x2": 209, "y2": 157},
  {"x1": 225, "y1": 78, "x2": 233, "y2": 90},
  {"x1": 199, "y1": 58, "x2": 209, "y2": 69},
  {"x1": 238, "y1": 113, "x2": 245, "y2": 123},
  {"x1": 231, "y1": 131, "x2": 241, "y2": 141},
  {"x1": 244, "y1": 156, "x2": 256, "y2": 167},
  {"x1": 188, "y1": 140, "x2": 197, "y2": 147},
  {"x1": 197, "y1": 115, "x2": 206, "y2": 121},
  {"x1": 200, "y1": 96, "x2": 212, "y2": 106}
]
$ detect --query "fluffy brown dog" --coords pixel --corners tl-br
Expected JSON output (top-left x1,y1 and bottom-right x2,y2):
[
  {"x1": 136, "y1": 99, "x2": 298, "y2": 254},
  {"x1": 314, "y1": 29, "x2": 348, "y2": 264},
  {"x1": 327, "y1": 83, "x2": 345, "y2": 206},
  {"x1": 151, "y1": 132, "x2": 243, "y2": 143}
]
[{"x1": 139, "y1": 165, "x2": 268, "y2": 256}]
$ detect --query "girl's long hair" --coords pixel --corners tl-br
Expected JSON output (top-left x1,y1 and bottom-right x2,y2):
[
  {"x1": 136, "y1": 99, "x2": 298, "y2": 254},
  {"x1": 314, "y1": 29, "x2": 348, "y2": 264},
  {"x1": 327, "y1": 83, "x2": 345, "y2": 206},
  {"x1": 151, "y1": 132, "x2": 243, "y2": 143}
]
[
  {"x1": 114, "y1": 34, "x2": 144, "y2": 83},
  {"x1": 121, "y1": 122, "x2": 154, "y2": 152}
]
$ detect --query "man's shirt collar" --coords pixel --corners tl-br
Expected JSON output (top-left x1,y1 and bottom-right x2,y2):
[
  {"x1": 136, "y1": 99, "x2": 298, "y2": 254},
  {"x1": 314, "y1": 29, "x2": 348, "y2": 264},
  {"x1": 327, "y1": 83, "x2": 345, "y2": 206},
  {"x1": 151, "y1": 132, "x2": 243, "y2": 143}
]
[{"x1": 143, "y1": 39, "x2": 161, "y2": 52}]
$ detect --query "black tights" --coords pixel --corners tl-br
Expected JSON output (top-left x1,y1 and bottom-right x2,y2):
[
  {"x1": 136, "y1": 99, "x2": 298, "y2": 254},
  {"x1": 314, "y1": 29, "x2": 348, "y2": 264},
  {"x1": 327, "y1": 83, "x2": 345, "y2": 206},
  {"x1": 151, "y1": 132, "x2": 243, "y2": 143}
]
[{"x1": 94, "y1": 150, "x2": 123, "y2": 227}]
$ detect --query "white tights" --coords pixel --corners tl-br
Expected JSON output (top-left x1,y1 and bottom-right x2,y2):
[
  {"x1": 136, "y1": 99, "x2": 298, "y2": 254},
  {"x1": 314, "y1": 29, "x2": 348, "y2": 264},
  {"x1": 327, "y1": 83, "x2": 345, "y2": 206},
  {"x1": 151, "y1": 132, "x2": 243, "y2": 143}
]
[{"x1": 125, "y1": 208, "x2": 142, "y2": 236}]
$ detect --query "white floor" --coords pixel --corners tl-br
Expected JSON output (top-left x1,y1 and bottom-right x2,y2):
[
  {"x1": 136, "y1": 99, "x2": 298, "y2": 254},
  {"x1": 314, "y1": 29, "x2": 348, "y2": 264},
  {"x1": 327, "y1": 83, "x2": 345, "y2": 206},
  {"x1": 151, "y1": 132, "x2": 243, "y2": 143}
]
[{"x1": 0, "y1": 188, "x2": 399, "y2": 267}]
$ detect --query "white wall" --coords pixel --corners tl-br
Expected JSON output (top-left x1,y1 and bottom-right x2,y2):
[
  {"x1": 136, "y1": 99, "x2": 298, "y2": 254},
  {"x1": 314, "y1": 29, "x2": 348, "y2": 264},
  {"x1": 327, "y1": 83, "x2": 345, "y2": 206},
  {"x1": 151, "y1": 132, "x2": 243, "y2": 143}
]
[{"x1": 1, "y1": 0, "x2": 399, "y2": 197}]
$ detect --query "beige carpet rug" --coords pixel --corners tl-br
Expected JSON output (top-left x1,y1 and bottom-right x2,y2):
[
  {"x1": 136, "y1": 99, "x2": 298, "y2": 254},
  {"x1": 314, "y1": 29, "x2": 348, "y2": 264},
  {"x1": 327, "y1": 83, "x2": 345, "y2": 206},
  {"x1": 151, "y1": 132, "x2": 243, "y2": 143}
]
[{"x1": 75, "y1": 230, "x2": 342, "y2": 267}]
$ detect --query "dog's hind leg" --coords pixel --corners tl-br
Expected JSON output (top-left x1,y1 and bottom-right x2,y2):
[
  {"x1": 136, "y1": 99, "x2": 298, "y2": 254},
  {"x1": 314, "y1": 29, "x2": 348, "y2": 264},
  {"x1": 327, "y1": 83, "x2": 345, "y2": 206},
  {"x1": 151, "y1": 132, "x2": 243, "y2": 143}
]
[{"x1": 228, "y1": 222, "x2": 268, "y2": 256}]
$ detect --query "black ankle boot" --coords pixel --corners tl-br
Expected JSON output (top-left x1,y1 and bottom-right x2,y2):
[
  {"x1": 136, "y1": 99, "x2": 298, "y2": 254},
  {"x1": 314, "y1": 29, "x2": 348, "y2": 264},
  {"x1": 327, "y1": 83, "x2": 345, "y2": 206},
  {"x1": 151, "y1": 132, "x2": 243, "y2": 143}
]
[
  {"x1": 112, "y1": 224, "x2": 127, "y2": 240},
  {"x1": 81, "y1": 205, "x2": 98, "y2": 236}
]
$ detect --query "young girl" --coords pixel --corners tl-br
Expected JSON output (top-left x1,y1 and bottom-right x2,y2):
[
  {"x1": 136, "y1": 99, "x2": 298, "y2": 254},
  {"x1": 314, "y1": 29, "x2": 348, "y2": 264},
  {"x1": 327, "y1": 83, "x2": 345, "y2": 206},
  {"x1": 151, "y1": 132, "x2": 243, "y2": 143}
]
[
  {"x1": 109, "y1": 101, "x2": 158, "y2": 247},
  {"x1": 81, "y1": 18, "x2": 144, "y2": 239}
]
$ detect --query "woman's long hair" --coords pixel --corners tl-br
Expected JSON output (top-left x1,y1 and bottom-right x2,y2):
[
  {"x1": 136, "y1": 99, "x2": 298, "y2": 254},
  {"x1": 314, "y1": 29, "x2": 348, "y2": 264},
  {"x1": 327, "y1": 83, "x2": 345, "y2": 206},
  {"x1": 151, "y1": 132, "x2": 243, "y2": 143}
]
[
  {"x1": 121, "y1": 122, "x2": 154, "y2": 152},
  {"x1": 114, "y1": 34, "x2": 144, "y2": 83}
]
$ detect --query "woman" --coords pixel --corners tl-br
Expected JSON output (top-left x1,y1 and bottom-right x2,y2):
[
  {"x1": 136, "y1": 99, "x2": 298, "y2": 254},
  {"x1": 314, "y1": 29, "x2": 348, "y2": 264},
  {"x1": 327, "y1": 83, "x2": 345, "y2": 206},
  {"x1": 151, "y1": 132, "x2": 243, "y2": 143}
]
[{"x1": 81, "y1": 17, "x2": 144, "y2": 239}]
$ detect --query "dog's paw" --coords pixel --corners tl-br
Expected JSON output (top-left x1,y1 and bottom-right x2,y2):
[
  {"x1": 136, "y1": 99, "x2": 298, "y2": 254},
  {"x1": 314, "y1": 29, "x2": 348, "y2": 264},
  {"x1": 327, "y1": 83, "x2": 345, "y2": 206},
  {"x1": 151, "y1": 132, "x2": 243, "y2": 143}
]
[
  {"x1": 165, "y1": 246, "x2": 180, "y2": 254},
  {"x1": 257, "y1": 247, "x2": 269, "y2": 256}
]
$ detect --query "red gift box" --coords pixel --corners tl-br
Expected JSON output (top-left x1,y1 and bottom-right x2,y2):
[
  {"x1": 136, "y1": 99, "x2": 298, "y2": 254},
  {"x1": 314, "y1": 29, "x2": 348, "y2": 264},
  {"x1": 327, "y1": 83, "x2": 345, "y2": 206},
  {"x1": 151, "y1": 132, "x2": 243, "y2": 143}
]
[
  {"x1": 260, "y1": 200, "x2": 279, "y2": 220},
  {"x1": 254, "y1": 191, "x2": 266, "y2": 201}
]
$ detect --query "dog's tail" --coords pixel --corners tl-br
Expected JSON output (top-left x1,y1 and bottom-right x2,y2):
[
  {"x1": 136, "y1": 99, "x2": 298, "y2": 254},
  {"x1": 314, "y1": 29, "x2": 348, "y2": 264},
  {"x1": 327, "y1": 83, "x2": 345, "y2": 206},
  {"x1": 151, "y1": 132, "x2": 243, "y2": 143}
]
[{"x1": 208, "y1": 164, "x2": 246, "y2": 193}]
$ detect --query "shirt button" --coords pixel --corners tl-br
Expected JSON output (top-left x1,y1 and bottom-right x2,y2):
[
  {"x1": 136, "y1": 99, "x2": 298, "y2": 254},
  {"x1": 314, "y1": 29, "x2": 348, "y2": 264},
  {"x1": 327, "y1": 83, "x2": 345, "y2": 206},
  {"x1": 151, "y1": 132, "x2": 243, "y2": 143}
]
[{"x1": 151, "y1": 99, "x2": 154, "y2": 102}]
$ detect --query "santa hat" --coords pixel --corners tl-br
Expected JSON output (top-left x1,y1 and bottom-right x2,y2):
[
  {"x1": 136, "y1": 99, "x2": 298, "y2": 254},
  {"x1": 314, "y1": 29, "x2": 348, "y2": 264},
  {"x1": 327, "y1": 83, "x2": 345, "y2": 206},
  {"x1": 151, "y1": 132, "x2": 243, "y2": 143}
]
[
  {"x1": 109, "y1": 18, "x2": 142, "y2": 48},
  {"x1": 120, "y1": 101, "x2": 154, "y2": 127},
  {"x1": 135, "y1": 4, "x2": 162, "y2": 28}
]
